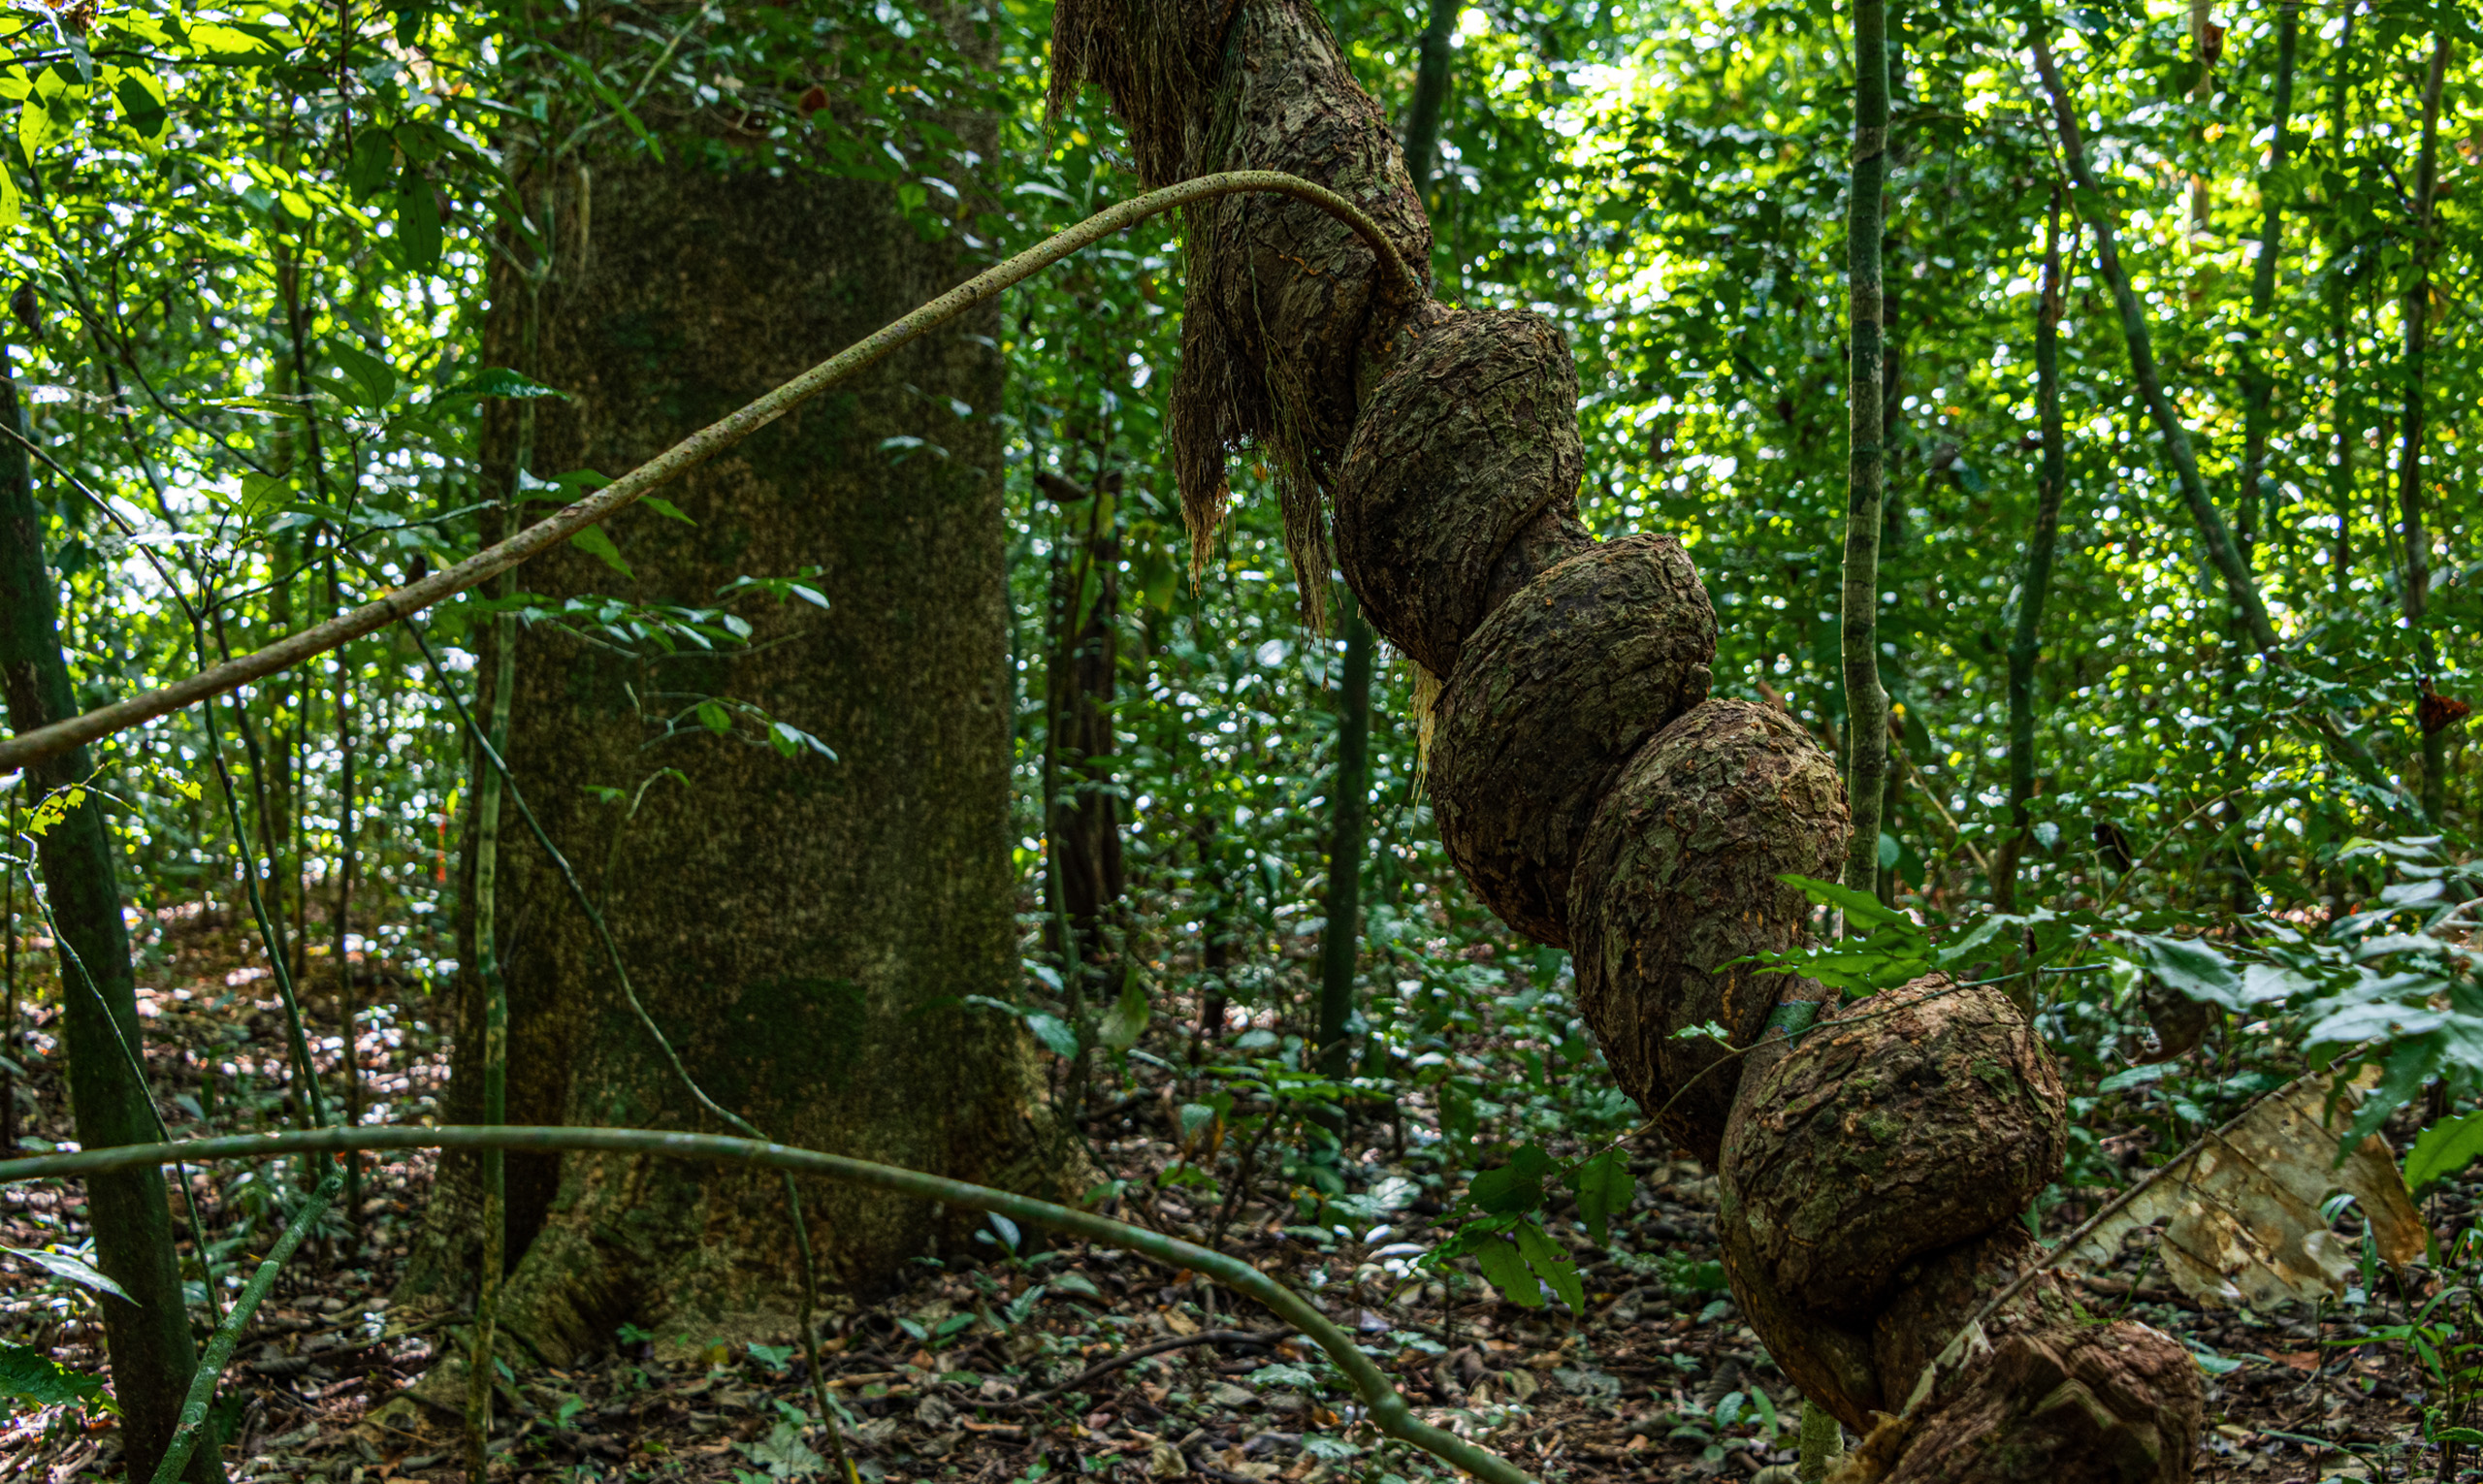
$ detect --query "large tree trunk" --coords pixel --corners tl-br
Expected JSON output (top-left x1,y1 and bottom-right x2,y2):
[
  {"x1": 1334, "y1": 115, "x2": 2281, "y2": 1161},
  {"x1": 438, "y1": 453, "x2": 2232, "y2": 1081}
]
[{"x1": 397, "y1": 48, "x2": 1076, "y2": 1365}]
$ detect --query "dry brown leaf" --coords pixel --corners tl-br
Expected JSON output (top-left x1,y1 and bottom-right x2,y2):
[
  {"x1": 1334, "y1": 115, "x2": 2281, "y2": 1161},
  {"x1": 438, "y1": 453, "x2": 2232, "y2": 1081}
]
[{"x1": 2064, "y1": 1071, "x2": 2422, "y2": 1308}]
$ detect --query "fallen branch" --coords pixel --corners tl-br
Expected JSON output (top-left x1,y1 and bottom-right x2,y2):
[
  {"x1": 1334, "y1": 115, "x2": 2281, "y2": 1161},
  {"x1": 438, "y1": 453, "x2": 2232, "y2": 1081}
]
[
  {"x1": 0, "y1": 1124, "x2": 1530, "y2": 1484},
  {"x1": 0, "y1": 171, "x2": 1420, "y2": 776},
  {"x1": 988, "y1": 1328, "x2": 1288, "y2": 1410}
]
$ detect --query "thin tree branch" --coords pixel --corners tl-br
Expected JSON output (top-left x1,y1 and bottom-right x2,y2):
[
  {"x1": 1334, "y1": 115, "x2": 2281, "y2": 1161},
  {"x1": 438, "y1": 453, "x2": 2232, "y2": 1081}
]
[
  {"x1": 0, "y1": 172, "x2": 1422, "y2": 775},
  {"x1": 0, "y1": 1125, "x2": 1534, "y2": 1484}
]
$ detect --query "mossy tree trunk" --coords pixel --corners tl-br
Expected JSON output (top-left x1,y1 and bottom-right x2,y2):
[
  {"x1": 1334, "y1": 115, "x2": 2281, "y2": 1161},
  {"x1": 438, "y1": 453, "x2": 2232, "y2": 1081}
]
[{"x1": 399, "y1": 70, "x2": 1078, "y2": 1364}]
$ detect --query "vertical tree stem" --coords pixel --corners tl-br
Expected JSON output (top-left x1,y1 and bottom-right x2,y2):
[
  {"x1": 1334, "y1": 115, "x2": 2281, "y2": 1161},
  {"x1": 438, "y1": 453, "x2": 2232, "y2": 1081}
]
[
  {"x1": 2398, "y1": 38, "x2": 2451, "y2": 823},
  {"x1": 1403, "y1": 0, "x2": 1459, "y2": 204},
  {"x1": 463, "y1": 602, "x2": 515, "y2": 1484},
  {"x1": 2, "y1": 812, "x2": 14, "y2": 1158},
  {"x1": 1317, "y1": 593, "x2": 1372, "y2": 1081},
  {"x1": 149, "y1": 1172, "x2": 342, "y2": 1484},
  {"x1": 1841, "y1": 0, "x2": 1891, "y2": 899},
  {"x1": 2323, "y1": 8, "x2": 2360, "y2": 600},
  {"x1": 0, "y1": 358, "x2": 219, "y2": 1484},
  {"x1": 2237, "y1": 0, "x2": 2299, "y2": 541},
  {"x1": 328, "y1": 554, "x2": 361, "y2": 1226},
  {"x1": 1797, "y1": 1400, "x2": 1843, "y2": 1481},
  {"x1": 2002, "y1": 192, "x2": 2069, "y2": 917}
]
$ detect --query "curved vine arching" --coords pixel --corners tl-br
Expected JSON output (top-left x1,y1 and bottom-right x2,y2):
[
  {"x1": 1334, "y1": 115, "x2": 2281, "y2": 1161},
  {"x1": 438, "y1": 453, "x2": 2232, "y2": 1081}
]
[
  {"x1": 0, "y1": 13, "x2": 2210, "y2": 1469},
  {"x1": 1048, "y1": 3, "x2": 2204, "y2": 1479}
]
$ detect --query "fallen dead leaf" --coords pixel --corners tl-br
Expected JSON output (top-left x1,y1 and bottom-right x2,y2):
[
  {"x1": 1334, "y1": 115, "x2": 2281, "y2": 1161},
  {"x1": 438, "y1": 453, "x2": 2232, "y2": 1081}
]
[{"x1": 2065, "y1": 1071, "x2": 2423, "y2": 1308}]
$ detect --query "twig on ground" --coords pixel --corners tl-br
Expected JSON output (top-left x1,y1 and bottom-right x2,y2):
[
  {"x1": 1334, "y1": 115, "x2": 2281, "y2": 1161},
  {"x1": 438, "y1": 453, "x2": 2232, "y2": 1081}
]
[{"x1": 987, "y1": 1329, "x2": 1290, "y2": 1410}]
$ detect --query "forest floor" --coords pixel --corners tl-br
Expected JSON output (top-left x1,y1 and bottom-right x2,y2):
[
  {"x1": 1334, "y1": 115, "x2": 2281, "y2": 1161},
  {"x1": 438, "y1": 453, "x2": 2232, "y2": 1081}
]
[{"x1": 0, "y1": 909, "x2": 2468, "y2": 1484}]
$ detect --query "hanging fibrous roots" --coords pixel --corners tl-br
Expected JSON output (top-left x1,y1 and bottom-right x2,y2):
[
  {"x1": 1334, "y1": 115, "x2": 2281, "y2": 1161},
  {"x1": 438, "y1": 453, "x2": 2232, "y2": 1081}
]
[{"x1": 1048, "y1": 4, "x2": 2202, "y2": 1479}]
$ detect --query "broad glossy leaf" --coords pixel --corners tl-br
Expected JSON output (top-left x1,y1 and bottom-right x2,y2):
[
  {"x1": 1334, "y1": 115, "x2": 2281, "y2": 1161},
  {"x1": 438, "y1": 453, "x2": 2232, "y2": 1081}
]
[
  {"x1": 567, "y1": 526, "x2": 631, "y2": 578},
  {"x1": 445, "y1": 368, "x2": 568, "y2": 401},
  {"x1": 4, "y1": 1246, "x2": 134, "y2": 1305},
  {"x1": 0, "y1": 1340, "x2": 106, "y2": 1410},
  {"x1": 1467, "y1": 1144, "x2": 1554, "y2": 1216},
  {"x1": 1514, "y1": 1220, "x2": 1585, "y2": 1314},
  {"x1": 2137, "y1": 934, "x2": 2245, "y2": 1011},
  {"x1": 1021, "y1": 1012, "x2": 1078, "y2": 1060},
  {"x1": 1565, "y1": 1146, "x2": 1633, "y2": 1244},
  {"x1": 1469, "y1": 1233, "x2": 1542, "y2": 1307}
]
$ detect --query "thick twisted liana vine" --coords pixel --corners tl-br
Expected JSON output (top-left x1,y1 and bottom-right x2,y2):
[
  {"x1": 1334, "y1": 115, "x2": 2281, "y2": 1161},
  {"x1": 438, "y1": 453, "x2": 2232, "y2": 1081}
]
[{"x1": 1048, "y1": 4, "x2": 2203, "y2": 1479}]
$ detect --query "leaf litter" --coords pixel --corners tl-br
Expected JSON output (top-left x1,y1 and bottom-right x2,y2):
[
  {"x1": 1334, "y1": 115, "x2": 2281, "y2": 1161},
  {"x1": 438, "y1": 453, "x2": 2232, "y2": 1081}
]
[{"x1": 0, "y1": 908, "x2": 2462, "y2": 1483}]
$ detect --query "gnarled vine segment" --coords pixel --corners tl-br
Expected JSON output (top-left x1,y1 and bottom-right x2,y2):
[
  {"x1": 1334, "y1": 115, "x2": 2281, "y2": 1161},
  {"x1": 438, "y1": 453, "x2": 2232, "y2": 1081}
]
[{"x1": 1049, "y1": 4, "x2": 2201, "y2": 1479}]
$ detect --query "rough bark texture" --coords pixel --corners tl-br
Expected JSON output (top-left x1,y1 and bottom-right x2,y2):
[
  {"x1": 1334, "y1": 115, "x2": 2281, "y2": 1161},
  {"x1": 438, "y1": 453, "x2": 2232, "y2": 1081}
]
[
  {"x1": 1568, "y1": 701, "x2": 1846, "y2": 1165},
  {"x1": 1880, "y1": 1325, "x2": 2205, "y2": 1484},
  {"x1": 1331, "y1": 305, "x2": 1585, "y2": 676},
  {"x1": 1722, "y1": 978, "x2": 2066, "y2": 1320},
  {"x1": 1868, "y1": 1224, "x2": 2068, "y2": 1415},
  {"x1": 399, "y1": 112, "x2": 1074, "y2": 1362},
  {"x1": 1050, "y1": 4, "x2": 2200, "y2": 1476},
  {"x1": 1160, "y1": 0, "x2": 1433, "y2": 590},
  {"x1": 1431, "y1": 534, "x2": 1715, "y2": 947}
]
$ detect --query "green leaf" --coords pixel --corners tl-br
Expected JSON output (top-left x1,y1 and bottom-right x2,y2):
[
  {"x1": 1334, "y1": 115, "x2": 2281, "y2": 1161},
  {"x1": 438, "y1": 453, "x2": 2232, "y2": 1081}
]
[
  {"x1": 1777, "y1": 873, "x2": 1907, "y2": 928},
  {"x1": 2405, "y1": 1110, "x2": 2483, "y2": 1193},
  {"x1": 1438, "y1": 1081, "x2": 1476, "y2": 1146},
  {"x1": 1467, "y1": 1144, "x2": 1555, "y2": 1215},
  {"x1": 5, "y1": 1246, "x2": 134, "y2": 1305},
  {"x1": 1178, "y1": 1102, "x2": 1218, "y2": 1141},
  {"x1": 392, "y1": 120, "x2": 454, "y2": 164},
  {"x1": 0, "y1": 1340, "x2": 107, "y2": 1411},
  {"x1": 1930, "y1": 915, "x2": 2006, "y2": 969},
  {"x1": 1097, "y1": 971, "x2": 1149, "y2": 1052},
  {"x1": 1565, "y1": 1146, "x2": 1634, "y2": 1244},
  {"x1": 2137, "y1": 935, "x2": 2245, "y2": 1011},
  {"x1": 1022, "y1": 1012, "x2": 1079, "y2": 1059},
  {"x1": 329, "y1": 343, "x2": 397, "y2": 409},
  {"x1": 740, "y1": 1419, "x2": 824, "y2": 1479},
  {"x1": 393, "y1": 176, "x2": 441, "y2": 272},
  {"x1": 641, "y1": 497, "x2": 694, "y2": 525},
  {"x1": 695, "y1": 700, "x2": 732, "y2": 735},
  {"x1": 342, "y1": 126, "x2": 395, "y2": 199},
  {"x1": 233, "y1": 471, "x2": 288, "y2": 527},
  {"x1": 2096, "y1": 1063, "x2": 2172, "y2": 1094},
  {"x1": 1514, "y1": 1220, "x2": 1585, "y2": 1314},
  {"x1": 1469, "y1": 1234, "x2": 1542, "y2": 1307},
  {"x1": 567, "y1": 525, "x2": 632, "y2": 578},
  {"x1": 113, "y1": 72, "x2": 167, "y2": 143},
  {"x1": 445, "y1": 368, "x2": 567, "y2": 401}
]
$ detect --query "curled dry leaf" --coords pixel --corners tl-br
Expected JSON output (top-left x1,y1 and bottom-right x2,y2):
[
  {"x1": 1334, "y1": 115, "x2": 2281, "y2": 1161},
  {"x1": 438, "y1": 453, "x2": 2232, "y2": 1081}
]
[{"x1": 2066, "y1": 1072, "x2": 2423, "y2": 1308}]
